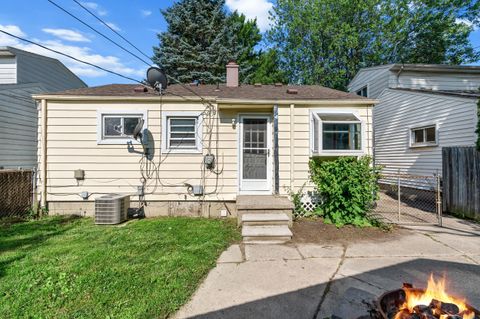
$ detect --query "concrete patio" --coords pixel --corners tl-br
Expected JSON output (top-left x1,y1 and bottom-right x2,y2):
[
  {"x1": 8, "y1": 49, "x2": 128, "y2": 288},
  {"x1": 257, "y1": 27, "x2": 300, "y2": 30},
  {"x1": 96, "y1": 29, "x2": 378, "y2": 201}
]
[{"x1": 174, "y1": 217, "x2": 480, "y2": 319}]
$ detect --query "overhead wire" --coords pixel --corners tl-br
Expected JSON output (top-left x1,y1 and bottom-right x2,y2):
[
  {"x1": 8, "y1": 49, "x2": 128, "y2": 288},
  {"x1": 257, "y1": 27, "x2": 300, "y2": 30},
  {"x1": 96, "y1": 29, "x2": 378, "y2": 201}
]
[
  {"x1": 0, "y1": 30, "x2": 144, "y2": 84},
  {"x1": 71, "y1": 0, "x2": 153, "y2": 63},
  {"x1": 47, "y1": 0, "x2": 152, "y2": 67},
  {"x1": 31, "y1": 1, "x2": 222, "y2": 199}
]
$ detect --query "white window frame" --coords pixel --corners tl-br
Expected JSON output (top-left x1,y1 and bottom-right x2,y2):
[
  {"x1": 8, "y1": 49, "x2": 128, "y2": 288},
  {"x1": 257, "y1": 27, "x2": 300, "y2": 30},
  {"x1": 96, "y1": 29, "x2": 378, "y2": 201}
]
[
  {"x1": 97, "y1": 110, "x2": 147, "y2": 145},
  {"x1": 309, "y1": 108, "x2": 366, "y2": 156},
  {"x1": 409, "y1": 122, "x2": 438, "y2": 148},
  {"x1": 161, "y1": 111, "x2": 203, "y2": 153}
]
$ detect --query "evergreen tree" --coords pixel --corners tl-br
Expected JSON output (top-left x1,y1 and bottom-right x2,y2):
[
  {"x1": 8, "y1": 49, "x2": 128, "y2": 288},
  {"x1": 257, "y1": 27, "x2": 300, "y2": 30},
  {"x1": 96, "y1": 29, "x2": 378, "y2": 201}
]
[
  {"x1": 251, "y1": 49, "x2": 288, "y2": 84},
  {"x1": 153, "y1": 0, "x2": 229, "y2": 84},
  {"x1": 224, "y1": 11, "x2": 262, "y2": 83},
  {"x1": 153, "y1": 0, "x2": 266, "y2": 84}
]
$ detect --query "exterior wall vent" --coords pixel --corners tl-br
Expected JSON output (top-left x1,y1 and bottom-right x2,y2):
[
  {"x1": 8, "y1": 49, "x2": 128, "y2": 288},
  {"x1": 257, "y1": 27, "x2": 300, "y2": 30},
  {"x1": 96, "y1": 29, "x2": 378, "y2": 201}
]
[{"x1": 95, "y1": 194, "x2": 130, "y2": 225}]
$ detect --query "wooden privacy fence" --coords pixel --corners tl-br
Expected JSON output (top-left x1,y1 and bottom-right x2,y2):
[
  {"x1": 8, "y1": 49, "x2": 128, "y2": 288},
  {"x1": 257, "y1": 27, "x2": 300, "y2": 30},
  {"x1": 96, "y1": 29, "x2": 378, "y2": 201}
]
[
  {"x1": 442, "y1": 147, "x2": 480, "y2": 220},
  {"x1": 0, "y1": 169, "x2": 35, "y2": 218}
]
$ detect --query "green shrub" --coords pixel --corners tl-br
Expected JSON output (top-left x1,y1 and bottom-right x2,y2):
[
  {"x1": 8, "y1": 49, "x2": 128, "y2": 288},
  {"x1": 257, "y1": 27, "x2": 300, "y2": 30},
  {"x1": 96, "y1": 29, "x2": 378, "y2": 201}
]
[{"x1": 309, "y1": 156, "x2": 380, "y2": 227}]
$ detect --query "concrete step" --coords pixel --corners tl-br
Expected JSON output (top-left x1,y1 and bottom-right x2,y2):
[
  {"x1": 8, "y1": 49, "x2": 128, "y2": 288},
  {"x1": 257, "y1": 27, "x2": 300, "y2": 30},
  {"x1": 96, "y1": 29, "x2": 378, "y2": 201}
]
[
  {"x1": 236, "y1": 195, "x2": 294, "y2": 211},
  {"x1": 242, "y1": 225, "x2": 292, "y2": 244},
  {"x1": 241, "y1": 213, "x2": 290, "y2": 226}
]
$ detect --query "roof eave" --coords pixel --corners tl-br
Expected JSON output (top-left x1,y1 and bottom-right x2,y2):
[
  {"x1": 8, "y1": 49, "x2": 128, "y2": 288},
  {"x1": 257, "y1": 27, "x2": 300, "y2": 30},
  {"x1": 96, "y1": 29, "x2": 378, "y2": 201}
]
[
  {"x1": 31, "y1": 94, "x2": 218, "y2": 102},
  {"x1": 32, "y1": 94, "x2": 378, "y2": 105},
  {"x1": 216, "y1": 98, "x2": 378, "y2": 105}
]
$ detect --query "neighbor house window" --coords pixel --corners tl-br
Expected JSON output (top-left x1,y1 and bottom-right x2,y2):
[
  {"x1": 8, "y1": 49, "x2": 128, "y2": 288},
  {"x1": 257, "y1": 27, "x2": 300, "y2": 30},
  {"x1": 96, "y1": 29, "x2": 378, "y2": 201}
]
[
  {"x1": 97, "y1": 111, "x2": 147, "y2": 144},
  {"x1": 162, "y1": 112, "x2": 203, "y2": 153},
  {"x1": 356, "y1": 86, "x2": 368, "y2": 97},
  {"x1": 311, "y1": 111, "x2": 363, "y2": 155},
  {"x1": 410, "y1": 125, "x2": 437, "y2": 147}
]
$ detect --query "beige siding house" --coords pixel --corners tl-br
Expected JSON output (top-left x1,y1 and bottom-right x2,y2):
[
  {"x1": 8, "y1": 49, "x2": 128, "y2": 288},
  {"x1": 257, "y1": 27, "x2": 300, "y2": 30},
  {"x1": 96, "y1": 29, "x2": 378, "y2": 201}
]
[{"x1": 35, "y1": 65, "x2": 375, "y2": 217}]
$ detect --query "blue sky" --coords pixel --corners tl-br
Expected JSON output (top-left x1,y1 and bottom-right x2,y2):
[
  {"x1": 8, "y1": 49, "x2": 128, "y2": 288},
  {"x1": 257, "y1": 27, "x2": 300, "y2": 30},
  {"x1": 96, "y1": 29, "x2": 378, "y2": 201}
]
[{"x1": 0, "y1": 0, "x2": 478, "y2": 87}]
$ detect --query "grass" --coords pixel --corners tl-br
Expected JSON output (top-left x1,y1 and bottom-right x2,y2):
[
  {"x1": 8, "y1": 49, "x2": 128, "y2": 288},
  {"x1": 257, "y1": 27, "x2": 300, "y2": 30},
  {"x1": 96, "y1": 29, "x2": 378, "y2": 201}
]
[{"x1": 0, "y1": 216, "x2": 240, "y2": 319}]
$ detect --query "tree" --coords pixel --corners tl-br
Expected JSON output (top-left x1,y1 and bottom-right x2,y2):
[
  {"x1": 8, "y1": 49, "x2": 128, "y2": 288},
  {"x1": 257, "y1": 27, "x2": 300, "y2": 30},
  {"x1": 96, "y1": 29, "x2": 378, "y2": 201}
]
[
  {"x1": 153, "y1": 1, "x2": 266, "y2": 84},
  {"x1": 268, "y1": 0, "x2": 480, "y2": 90},
  {"x1": 153, "y1": 0, "x2": 228, "y2": 84},
  {"x1": 250, "y1": 49, "x2": 288, "y2": 84},
  {"x1": 224, "y1": 11, "x2": 262, "y2": 83}
]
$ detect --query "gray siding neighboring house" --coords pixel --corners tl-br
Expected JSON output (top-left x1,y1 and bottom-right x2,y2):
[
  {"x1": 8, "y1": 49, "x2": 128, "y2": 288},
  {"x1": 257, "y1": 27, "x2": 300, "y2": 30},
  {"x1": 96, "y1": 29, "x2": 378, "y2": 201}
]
[
  {"x1": 0, "y1": 46, "x2": 86, "y2": 169},
  {"x1": 348, "y1": 64, "x2": 479, "y2": 178}
]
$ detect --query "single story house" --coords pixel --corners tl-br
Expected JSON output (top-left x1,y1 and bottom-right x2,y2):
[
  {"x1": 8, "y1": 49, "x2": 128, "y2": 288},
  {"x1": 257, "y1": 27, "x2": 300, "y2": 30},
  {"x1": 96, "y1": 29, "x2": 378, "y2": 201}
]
[
  {"x1": 34, "y1": 63, "x2": 375, "y2": 221},
  {"x1": 348, "y1": 64, "x2": 479, "y2": 182},
  {"x1": 0, "y1": 46, "x2": 86, "y2": 169}
]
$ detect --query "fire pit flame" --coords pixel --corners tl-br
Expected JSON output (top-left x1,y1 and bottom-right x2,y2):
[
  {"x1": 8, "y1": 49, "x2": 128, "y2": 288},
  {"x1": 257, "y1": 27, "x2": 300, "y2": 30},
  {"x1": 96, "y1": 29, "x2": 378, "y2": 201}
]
[{"x1": 394, "y1": 274, "x2": 476, "y2": 319}]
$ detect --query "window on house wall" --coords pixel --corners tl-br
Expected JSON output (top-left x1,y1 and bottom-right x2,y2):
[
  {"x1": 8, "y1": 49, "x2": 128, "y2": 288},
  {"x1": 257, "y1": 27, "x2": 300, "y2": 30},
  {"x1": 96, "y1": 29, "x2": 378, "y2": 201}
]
[
  {"x1": 97, "y1": 111, "x2": 146, "y2": 144},
  {"x1": 311, "y1": 111, "x2": 363, "y2": 155},
  {"x1": 356, "y1": 86, "x2": 368, "y2": 97},
  {"x1": 410, "y1": 125, "x2": 437, "y2": 147},
  {"x1": 162, "y1": 112, "x2": 203, "y2": 153}
]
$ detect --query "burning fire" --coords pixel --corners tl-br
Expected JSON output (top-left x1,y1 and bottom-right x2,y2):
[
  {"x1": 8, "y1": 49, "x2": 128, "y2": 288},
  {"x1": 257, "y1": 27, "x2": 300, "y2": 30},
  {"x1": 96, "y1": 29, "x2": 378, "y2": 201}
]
[{"x1": 395, "y1": 274, "x2": 476, "y2": 319}]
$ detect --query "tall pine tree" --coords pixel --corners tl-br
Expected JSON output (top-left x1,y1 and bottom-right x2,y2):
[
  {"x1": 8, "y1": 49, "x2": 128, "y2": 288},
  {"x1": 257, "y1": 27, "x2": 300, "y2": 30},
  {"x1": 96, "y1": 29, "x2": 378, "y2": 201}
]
[{"x1": 153, "y1": 0, "x2": 264, "y2": 84}]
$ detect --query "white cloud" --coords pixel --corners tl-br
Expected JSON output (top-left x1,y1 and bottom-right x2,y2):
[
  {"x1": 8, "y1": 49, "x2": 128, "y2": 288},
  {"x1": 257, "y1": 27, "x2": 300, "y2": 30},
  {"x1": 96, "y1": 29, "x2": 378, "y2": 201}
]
[
  {"x1": 80, "y1": 1, "x2": 107, "y2": 16},
  {"x1": 456, "y1": 18, "x2": 478, "y2": 30},
  {"x1": 225, "y1": 0, "x2": 273, "y2": 32},
  {"x1": 0, "y1": 24, "x2": 144, "y2": 80},
  {"x1": 42, "y1": 28, "x2": 90, "y2": 42},
  {"x1": 141, "y1": 10, "x2": 152, "y2": 17},
  {"x1": 106, "y1": 22, "x2": 121, "y2": 32},
  {"x1": 17, "y1": 40, "x2": 144, "y2": 77},
  {"x1": 0, "y1": 24, "x2": 26, "y2": 46}
]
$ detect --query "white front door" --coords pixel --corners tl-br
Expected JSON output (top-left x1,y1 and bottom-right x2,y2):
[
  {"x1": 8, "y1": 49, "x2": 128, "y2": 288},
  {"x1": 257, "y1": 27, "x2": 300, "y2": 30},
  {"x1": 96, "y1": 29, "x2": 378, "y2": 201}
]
[{"x1": 239, "y1": 115, "x2": 272, "y2": 193}]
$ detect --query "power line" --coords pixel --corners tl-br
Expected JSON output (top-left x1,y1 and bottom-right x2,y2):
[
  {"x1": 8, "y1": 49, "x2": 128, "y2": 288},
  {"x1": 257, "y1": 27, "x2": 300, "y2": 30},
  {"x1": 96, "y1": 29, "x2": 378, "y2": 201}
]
[
  {"x1": 52, "y1": 0, "x2": 213, "y2": 106},
  {"x1": 71, "y1": 0, "x2": 152, "y2": 63},
  {"x1": 0, "y1": 29, "x2": 144, "y2": 84},
  {"x1": 47, "y1": 0, "x2": 152, "y2": 67}
]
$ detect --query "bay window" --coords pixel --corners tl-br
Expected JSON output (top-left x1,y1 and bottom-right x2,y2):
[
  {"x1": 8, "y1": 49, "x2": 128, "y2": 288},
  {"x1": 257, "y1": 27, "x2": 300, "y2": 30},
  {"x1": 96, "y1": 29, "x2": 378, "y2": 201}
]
[{"x1": 311, "y1": 110, "x2": 364, "y2": 155}]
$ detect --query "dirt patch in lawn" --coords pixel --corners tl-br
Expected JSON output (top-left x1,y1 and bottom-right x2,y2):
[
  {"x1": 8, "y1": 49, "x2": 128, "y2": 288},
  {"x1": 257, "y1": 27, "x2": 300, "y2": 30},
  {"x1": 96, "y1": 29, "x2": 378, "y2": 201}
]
[{"x1": 292, "y1": 218, "x2": 409, "y2": 245}]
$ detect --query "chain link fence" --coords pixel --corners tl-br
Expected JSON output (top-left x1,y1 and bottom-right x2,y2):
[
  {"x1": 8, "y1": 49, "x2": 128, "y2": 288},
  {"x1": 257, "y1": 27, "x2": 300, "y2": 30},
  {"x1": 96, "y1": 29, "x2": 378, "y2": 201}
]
[
  {"x1": 293, "y1": 173, "x2": 443, "y2": 226},
  {"x1": 370, "y1": 173, "x2": 442, "y2": 226},
  {"x1": 0, "y1": 169, "x2": 36, "y2": 219}
]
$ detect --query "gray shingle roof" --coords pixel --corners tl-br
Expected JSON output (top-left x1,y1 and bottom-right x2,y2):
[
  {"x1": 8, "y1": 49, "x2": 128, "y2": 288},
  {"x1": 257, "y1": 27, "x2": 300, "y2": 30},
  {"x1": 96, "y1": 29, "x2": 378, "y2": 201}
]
[{"x1": 41, "y1": 83, "x2": 369, "y2": 101}]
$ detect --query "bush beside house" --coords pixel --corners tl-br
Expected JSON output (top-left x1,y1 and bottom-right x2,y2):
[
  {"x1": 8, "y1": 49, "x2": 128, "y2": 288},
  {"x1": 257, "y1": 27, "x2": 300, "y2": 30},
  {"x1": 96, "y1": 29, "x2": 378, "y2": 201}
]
[{"x1": 308, "y1": 156, "x2": 380, "y2": 227}]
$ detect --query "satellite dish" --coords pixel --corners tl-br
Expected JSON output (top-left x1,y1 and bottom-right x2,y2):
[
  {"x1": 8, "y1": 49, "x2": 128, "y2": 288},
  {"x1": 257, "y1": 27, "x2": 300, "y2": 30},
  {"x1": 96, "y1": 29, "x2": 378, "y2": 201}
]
[
  {"x1": 133, "y1": 119, "x2": 144, "y2": 141},
  {"x1": 146, "y1": 67, "x2": 168, "y2": 91}
]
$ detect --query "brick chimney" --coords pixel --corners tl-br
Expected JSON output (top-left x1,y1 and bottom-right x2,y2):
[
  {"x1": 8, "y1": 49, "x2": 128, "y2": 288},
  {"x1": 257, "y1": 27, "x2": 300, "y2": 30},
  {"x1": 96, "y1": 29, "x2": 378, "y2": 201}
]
[{"x1": 226, "y1": 61, "x2": 239, "y2": 87}]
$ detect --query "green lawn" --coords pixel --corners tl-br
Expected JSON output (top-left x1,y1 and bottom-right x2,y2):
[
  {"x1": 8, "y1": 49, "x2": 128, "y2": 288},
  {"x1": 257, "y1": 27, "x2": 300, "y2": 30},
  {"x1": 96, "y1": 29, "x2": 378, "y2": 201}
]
[{"x1": 0, "y1": 216, "x2": 240, "y2": 319}]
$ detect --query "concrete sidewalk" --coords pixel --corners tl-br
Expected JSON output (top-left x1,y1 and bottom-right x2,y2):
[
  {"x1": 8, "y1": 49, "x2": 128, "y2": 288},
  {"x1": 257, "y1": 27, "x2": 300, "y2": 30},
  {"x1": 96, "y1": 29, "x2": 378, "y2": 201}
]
[{"x1": 174, "y1": 218, "x2": 480, "y2": 319}]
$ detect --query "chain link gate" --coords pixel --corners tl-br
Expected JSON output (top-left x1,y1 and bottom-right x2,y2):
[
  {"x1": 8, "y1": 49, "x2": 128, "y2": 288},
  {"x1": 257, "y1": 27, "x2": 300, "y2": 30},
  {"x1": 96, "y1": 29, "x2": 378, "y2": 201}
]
[{"x1": 371, "y1": 173, "x2": 442, "y2": 226}]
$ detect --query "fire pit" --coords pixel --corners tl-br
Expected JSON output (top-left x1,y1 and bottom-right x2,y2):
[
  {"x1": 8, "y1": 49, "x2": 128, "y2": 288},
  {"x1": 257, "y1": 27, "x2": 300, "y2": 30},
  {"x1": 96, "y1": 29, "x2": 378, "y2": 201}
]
[{"x1": 375, "y1": 275, "x2": 479, "y2": 319}]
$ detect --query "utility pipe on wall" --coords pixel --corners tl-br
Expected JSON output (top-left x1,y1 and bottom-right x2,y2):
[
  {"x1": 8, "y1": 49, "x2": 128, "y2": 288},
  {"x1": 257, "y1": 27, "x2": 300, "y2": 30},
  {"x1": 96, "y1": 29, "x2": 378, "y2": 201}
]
[
  {"x1": 290, "y1": 104, "x2": 295, "y2": 189},
  {"x1": 40, "y1": 99, "x2": 47, "y2": 208},
  {"x1": 273, "y1": 105, "x2": 279, "y2": 194}
]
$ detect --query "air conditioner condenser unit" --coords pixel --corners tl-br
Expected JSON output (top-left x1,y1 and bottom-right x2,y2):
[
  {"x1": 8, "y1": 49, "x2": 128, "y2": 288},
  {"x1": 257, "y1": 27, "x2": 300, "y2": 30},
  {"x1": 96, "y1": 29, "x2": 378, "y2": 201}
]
[{"x1": 95, "y1": 194, "x2": 130, "y2": 225}]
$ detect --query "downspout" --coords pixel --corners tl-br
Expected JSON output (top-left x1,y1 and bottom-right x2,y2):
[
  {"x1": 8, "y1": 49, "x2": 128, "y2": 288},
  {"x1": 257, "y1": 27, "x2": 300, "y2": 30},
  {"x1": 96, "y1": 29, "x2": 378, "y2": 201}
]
[
  {"x1": 40, "y1": 99, "x2": 47, "y2": 208},
  {"x1": 273, "y1": 105, "x2": 279, "y2": 194},
  {"x1": 395, "y1": 64, "x2": 404, "y2": 88},
  {"x1": 290, "y1": 104, "x2": 295, "y2": 189}
]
